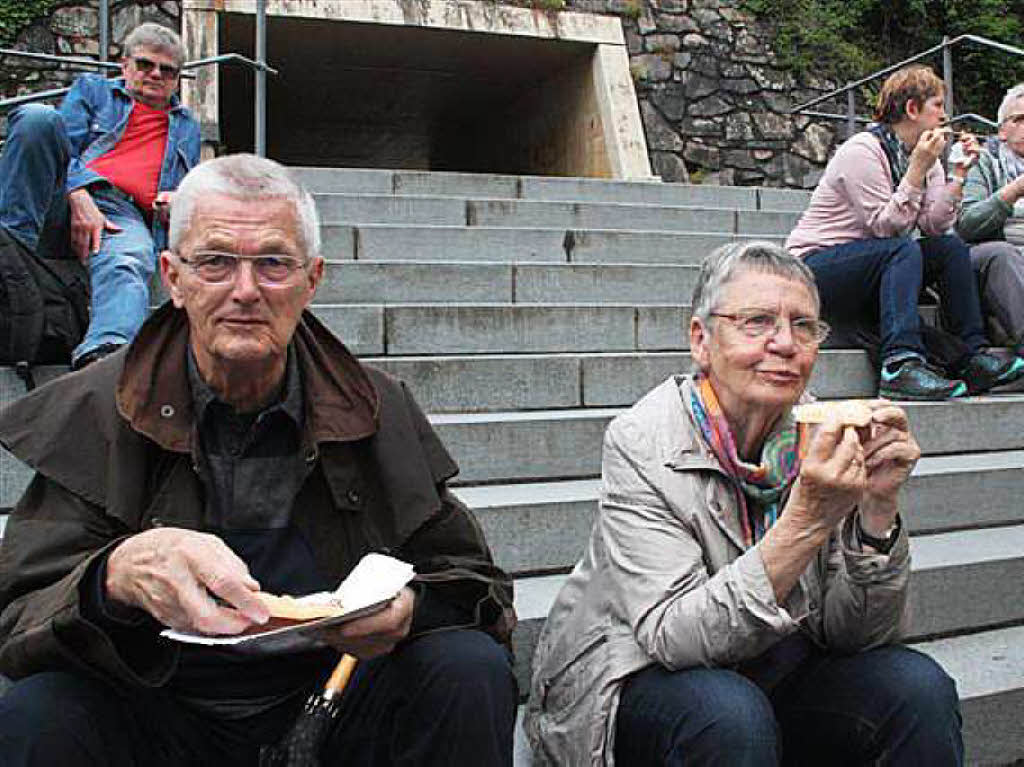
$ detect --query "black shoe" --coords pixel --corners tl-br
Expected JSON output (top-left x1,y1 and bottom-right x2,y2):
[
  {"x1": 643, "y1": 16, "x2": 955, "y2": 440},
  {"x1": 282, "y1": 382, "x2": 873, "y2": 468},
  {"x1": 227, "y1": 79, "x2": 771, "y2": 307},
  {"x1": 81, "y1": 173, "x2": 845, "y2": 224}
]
[
  {"x1": 878, "y1": 358, "x2": 966, "y2": 401},
  {"x1": 958, "y1": 352, "x2": 1024, "y2": 395},
  {"x1": 71, "y1": 343, "x2": 123, "y2": 371}
]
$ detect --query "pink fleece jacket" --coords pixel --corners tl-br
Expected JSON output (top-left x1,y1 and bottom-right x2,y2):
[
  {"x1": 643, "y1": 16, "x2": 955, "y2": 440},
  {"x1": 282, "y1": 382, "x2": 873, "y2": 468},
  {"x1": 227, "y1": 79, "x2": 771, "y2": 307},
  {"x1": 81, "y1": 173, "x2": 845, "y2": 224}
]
[{"x1": 785, "y1": 132, "x2": 961, "y2": 257}]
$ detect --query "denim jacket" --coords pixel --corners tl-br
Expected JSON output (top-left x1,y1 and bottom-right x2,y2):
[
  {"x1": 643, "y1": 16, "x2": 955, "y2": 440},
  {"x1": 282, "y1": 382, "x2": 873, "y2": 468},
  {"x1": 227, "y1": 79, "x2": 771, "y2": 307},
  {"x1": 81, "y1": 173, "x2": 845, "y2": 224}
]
[{"x1": 58, "y1": 74, "x2": 200, "y2": 250}]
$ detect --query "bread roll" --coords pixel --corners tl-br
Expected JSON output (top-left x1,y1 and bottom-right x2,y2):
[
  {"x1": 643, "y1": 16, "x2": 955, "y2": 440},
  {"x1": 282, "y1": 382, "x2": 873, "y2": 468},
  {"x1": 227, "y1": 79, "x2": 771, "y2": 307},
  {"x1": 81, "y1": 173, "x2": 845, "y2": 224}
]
[
  {"x1": 256, "y1": 592, "x2": 345, "y2": 621},
  {"x1": 792, "y1": 400, "x2": 873, "y2": 428}
]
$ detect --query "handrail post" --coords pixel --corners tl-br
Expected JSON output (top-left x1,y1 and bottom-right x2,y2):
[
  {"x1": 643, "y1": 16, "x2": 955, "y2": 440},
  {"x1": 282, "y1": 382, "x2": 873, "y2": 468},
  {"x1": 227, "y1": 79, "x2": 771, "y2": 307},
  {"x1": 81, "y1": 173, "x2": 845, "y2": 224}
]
[
  {"x1": 846, "y1": 85, "x2": 856, "y2": 139},
  {"x1": 98, "y1": 0, "x2": 109, "y2": 62},
  {"x1": 942, "y1": 35, "x2": 954, "y2": 121},
  {"x1": 254, "y1": 0, "x2": 267, "y2": 157}
]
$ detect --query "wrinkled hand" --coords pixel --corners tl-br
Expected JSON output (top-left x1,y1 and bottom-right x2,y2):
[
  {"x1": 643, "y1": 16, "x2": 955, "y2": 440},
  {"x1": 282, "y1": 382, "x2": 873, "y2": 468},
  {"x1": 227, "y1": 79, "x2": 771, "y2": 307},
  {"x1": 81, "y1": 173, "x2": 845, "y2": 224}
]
[
  {"x1": 786, "y1": 418, "x2": 867, "y2": 533},
  {"x1": 106, "y1": 528, "x2": 270, "y2": 635},
  {"x1": 861, "y1": 400, "x2": 919, "y2": 502},
  {"x1": 152, "y1": 191, "x2": 174, "y2": 226},
  {"x1": 315, "y1": 587, "x2": 415, "y2": 660},
  {"x1": 909, "y1": 127, "x2": 949, "y2": 173},
  {"x1": 67, "y1": 188, "x2": 121, "y2": 263}
]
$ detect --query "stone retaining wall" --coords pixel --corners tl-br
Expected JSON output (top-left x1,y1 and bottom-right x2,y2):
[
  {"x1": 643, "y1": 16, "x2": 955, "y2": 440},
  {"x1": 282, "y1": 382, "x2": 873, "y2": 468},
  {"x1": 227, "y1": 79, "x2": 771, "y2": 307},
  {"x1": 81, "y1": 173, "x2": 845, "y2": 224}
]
[{"x1": 0, "y1": 0, "x2": 840, "y2": 188}]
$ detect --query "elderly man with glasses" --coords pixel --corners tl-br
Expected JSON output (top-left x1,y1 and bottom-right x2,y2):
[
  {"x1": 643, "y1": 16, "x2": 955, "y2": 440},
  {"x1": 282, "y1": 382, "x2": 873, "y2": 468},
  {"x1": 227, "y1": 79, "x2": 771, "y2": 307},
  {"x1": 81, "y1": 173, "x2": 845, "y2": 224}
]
[
  {"x1": 0, "y1": 22, "x2": 200, "y2": 369},
  {"x1": 0, "y1": 155, "x2": 517, "y2": 766},
  {"x1": 955, "y1": 84, "x2": 1024, "y2": 357}
]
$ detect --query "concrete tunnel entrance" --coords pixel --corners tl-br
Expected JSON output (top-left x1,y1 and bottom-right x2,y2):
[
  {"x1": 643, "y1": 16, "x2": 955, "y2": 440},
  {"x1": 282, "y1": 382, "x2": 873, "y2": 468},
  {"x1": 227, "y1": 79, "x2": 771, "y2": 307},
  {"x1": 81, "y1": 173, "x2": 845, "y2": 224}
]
[{"x1": 218, "y1": 15, "x2": 615, "y2": 176}]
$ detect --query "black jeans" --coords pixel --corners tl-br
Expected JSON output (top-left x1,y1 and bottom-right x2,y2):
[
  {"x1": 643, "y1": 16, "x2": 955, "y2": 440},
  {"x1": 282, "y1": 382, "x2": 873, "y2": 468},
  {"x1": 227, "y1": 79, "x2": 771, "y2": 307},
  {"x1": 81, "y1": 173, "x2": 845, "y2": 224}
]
[
  {"x1": 803, "y1": 234, "x2": 987, "y2": 366},
  {"x1": 0, "y1": 629, "x2": 517, "y2": 766}
]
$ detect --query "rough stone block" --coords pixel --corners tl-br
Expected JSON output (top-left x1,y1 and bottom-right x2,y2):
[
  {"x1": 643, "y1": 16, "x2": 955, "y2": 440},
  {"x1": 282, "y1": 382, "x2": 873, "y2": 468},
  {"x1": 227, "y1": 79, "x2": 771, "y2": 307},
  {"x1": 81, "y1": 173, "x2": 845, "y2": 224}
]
[
  {"x1": 468, "y1": 199, "x2": 735, "y2": 233},
  {"x1": 354, "y1": 226, "x2": 568, "y2": 263},
  {"x1": 366, "y1": 354, "x2": 581, "y2": 413},
  {"x1": 514, "y1": 264, "x2": 699, "y2": 305},
  {"x1": 316, "y1": 262, "x2": 511, "y2": 304},
  {"x1": 392, "y1": 171, "x2": 518, "y2": 199},
  {"x1": 306, "y1": 305, "x2": 384, "y2": 355},
  {"x1": 316, "y1": 194, "x2": 465, "y2": 225},
  {"x1": 519, "y1": 177, "x2": 756, "y2": 209},
  {"x1": 384, "y1": 305, "x2": 638, "y2": 355},
  {"x1": 637, "y1": 305, "x2": 691, "y2": 350}
]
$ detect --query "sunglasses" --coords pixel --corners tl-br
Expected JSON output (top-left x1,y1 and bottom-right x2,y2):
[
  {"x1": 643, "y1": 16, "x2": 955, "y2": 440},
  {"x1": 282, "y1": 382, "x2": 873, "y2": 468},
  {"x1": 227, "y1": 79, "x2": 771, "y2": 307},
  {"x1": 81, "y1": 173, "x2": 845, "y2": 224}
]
[{"x1": 130, "y1": 56, "x2": 180, "y2": 80}]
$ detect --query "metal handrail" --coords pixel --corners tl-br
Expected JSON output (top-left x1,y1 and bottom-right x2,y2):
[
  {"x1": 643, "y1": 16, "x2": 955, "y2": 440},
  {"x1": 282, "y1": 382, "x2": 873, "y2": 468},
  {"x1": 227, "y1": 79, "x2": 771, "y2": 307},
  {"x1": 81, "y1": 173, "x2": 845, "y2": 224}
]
[
  {"x1": 0, "y1": 48, "x2": 120, "y2": 70},
  {"x1": 791, "y1": 33, "x2": 1024, "y2": 138},
  {"x1": 0, "y1": 53, "x2": 274, "y2": 112}
]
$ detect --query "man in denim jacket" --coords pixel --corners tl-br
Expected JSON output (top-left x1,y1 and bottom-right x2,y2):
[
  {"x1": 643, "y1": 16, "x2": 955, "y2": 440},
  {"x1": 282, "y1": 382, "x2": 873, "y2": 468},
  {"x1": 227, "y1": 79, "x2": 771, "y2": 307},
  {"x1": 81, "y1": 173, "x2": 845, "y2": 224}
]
[{"x1": 0, "y1": 22, "x2": 200, "y2": 369}]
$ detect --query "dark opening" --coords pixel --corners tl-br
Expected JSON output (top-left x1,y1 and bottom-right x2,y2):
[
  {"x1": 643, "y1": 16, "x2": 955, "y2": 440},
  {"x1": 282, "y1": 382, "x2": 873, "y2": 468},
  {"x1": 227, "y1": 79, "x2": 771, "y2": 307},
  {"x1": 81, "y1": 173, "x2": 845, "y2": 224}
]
[{"x1": 219, "y1": 15, "x2": 609, "y2": 176}]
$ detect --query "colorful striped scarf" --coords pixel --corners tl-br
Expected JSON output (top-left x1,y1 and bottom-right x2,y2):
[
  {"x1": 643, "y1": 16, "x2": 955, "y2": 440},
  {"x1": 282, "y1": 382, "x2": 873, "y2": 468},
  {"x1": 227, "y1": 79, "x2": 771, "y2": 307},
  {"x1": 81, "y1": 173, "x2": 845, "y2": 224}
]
[{"x1": 690, "y1": 377, "x2": 803, "y2": 547}]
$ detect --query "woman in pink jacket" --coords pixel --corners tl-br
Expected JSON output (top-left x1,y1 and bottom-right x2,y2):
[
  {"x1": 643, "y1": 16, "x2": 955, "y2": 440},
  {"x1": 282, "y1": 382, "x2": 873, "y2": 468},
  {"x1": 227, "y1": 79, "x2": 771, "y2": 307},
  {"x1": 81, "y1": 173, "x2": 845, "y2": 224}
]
[{"x1": 786, "y1": 65, "x2": 1024, "y2": 400}]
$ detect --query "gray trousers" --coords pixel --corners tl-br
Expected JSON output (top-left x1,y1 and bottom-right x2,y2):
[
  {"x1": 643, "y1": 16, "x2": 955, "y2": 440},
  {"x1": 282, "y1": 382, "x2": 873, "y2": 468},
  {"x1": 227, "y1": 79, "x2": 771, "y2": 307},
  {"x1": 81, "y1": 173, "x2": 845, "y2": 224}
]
[{"x1": 970, "y1": 240, "x2": 1024, "y2": 349}]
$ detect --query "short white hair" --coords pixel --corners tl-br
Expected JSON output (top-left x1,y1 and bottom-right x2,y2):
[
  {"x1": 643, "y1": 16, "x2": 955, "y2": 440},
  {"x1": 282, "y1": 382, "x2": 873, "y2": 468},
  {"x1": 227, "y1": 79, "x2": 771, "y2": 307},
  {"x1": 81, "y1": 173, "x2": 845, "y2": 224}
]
[
  {"x1": 169, "y1": 154, "x2": 321, "y2": 260},
  {"x1": 123, "y1": 23, "x2": 186, "y2": 68},
  {"x1": 691, "y1": 240, "x2": 820, "y2": 325},
  {"x1": 998, "y1": 84, "x2": 1024, "y2": 125}
]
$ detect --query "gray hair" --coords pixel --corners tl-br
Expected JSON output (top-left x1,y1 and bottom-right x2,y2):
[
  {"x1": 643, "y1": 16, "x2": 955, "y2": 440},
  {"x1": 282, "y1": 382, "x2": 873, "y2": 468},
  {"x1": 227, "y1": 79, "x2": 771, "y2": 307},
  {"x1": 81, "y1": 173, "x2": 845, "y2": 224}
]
[
  {"x1": 998, "y1": 83, "x2": 1024, "y2": 125},
  {"x1": 691, "y1": 240, "x2": 819, "y2": 325},
  {"x1": 123, "y1": 23, "x2": 186, "y2": 68},
  {"x1": 169, "y1": 154, "x2": 322, "y2": 260}
]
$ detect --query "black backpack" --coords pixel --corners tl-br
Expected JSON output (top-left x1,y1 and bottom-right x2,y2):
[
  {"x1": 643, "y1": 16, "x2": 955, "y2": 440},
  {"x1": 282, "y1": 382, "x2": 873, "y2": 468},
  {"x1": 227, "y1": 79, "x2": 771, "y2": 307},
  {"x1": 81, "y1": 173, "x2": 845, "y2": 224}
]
[{"x1": 0, "y1": 227, "x2": 89, "y2": 389}]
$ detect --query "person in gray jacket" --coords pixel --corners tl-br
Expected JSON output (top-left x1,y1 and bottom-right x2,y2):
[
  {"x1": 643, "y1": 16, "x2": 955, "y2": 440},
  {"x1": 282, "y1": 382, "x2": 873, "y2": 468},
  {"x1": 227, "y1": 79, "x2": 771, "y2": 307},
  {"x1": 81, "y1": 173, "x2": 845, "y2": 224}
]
[
  {"x1": 524, "y1": 241, "x2": 963, "y2": 766},
  {"x1": 956, "y1": 83, "x2": 1024, "y2": 353}
]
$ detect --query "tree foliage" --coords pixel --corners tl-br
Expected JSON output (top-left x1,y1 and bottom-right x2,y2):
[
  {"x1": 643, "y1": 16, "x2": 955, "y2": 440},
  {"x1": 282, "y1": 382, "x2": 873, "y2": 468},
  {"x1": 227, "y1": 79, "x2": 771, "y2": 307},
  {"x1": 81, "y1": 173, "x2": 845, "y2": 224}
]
[{"x1": 741, "y1": 0, "x2": 1024, "y2": 123}]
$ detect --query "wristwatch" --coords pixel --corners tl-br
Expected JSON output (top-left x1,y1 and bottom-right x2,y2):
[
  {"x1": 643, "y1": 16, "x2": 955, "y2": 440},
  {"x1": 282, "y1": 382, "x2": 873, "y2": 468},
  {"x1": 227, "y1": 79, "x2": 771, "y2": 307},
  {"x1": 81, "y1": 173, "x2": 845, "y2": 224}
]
[{"x1": 857, "y1": 515, "x2": 901, "y2": 555}]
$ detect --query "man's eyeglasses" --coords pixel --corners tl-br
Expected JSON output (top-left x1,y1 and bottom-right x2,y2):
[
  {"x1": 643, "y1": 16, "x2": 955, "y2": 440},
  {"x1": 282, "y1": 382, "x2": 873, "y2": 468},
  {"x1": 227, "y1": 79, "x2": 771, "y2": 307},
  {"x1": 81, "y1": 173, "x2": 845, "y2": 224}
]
[
  {"x1": 131, "y1": 56, "x2": 180, "y2": 80},
  {"x1": 178, "y1": 252, "x2": 308, "y2": 287},
  {"x1": 710, "y1": 310, "x2": 830, "y2": 346}
]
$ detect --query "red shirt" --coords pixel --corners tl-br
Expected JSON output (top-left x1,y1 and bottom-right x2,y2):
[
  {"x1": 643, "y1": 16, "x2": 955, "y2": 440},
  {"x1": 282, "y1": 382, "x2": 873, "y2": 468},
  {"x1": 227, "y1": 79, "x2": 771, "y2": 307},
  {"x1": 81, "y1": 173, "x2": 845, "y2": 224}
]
[{"x1": 87, "y1": 101, "x2": 169, "y2": 214}]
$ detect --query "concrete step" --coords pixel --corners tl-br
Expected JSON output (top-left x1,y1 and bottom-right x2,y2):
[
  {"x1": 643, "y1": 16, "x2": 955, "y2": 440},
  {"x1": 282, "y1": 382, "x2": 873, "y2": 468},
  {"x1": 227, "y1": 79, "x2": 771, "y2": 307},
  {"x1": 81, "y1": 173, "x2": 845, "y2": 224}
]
[
  {"x1": 321, "y1": 225, "x2": 784, "y2": 265},
  {"x1": 315, "y1": 261, "x2": 701, "y2": 305},
  {"x1": 313, "y1": 193, "x2": 802, "y2": 235},
  {"x1": 367, "y1": 350, "x2": 875, "y2": 413},
  {"x1": 512, "y1": 625, "x2": 1024, "y2": 766},
  {"x1": 378, "y1": 303, "x2": 691, "y2": 355},
  {"x1": 459, "y1": 450, "x2": 1024, "y2": 574},
  {"x1": 464, "y1": 198, "x2": 800, "y2": 235},
  {"x1": 431, "y1": 395, "x2": 1024, "y2": 485},
  {"x1": 507, "y1": 524, "x2": 1024, "y2": 696},
  {"x1": 916, "y1": 625, "x2": 1024, "y2": 765},
  {"x1": 291, "y1": 167, "x2": 810, "y2": 212}
]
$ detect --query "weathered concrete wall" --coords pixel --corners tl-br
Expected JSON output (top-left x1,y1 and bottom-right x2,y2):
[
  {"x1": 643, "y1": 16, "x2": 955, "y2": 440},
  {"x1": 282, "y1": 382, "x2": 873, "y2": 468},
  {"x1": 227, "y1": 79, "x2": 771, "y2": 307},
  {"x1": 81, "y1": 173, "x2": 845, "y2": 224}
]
[{"x1": 0, "y1": 0, "x2": 838, "y2": 188}]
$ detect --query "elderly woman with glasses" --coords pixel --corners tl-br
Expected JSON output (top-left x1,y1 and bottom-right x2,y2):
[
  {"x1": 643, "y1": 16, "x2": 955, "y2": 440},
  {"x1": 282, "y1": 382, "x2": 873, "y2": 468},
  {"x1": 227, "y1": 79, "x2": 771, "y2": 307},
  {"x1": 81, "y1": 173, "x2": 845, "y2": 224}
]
[{"x1": 524, "y1": 242, "x2": 963, "y2": 767}]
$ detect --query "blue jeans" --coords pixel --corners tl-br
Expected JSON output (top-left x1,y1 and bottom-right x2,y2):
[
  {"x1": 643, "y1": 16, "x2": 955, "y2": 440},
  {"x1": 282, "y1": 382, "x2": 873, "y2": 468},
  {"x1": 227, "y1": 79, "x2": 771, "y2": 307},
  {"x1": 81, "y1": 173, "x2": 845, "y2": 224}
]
[
  {"x1": 803, "y1": 236, "x2": 987, "y2": 366},
  {"x1": 615, "y1": 639, "x2": 963, "y2": 766},
  {"x1": 0, "y1": 104, "x2": 156, "y2": 363}
]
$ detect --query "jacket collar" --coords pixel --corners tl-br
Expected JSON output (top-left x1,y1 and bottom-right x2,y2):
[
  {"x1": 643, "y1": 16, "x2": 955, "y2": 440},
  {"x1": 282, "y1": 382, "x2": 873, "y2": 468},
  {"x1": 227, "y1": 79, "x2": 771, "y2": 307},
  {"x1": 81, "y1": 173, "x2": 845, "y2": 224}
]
[
  {"x1": 116, "y1": 302, "x2": 379, "y2": 454},
  {"x1": 110, "y1": 77, "x2": 187, "y2": 113}
]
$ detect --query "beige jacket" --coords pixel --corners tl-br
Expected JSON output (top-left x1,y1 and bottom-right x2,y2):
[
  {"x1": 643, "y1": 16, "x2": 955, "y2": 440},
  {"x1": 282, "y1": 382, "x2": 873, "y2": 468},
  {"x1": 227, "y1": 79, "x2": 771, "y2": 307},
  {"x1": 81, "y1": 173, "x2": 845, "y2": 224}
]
[{"x1": 523, "y1": 376, "x2": 910, "y2": 766}]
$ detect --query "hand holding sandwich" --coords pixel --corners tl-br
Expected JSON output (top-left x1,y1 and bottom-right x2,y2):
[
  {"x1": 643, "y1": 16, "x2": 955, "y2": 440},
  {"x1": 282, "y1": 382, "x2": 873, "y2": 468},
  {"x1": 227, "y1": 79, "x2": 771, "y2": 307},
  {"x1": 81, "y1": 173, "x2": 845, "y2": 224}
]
[{"x1": 106, "y1": 527, "x2": 270, "y2": 635}]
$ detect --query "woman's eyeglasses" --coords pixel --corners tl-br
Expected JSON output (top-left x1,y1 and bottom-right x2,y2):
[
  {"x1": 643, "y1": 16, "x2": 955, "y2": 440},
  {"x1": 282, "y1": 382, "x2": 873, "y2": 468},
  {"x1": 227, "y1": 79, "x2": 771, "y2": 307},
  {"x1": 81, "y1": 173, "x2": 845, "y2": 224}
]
[{"x1": 710, "y1": 310, "x2": 830, "y2": 346}]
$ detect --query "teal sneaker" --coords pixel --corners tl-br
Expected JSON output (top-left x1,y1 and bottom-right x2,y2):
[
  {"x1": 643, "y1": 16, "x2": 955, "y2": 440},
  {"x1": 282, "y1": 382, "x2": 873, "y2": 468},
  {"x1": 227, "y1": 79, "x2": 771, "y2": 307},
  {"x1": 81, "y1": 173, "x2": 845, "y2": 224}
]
[
  {"x1": 958, "y1": 353, "x2": 1024, "y2": 395},
  {"x1": 878, "y1": 359, "x2": 967, "y2": 401}
]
